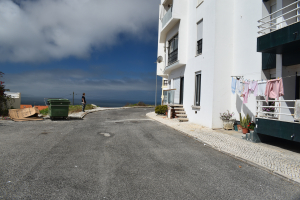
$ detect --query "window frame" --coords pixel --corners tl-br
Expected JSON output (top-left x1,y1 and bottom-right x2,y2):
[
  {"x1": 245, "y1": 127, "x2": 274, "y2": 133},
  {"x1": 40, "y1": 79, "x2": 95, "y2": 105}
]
[
  {"x1": 194, "y1": 71, "x2": 202, "y2": 106},
  {"x1": 168, "y1": 34, "x2": 179, "y2": 65},
  {"x1": 196, "y1": 19, "x2": 203, "y2": 56},
  {"x1": 196, "y1": 0, "x2": 204, "y2": 8},
  {"x1": 163, "y1": 80, "x2": 168, "y2": 86}
]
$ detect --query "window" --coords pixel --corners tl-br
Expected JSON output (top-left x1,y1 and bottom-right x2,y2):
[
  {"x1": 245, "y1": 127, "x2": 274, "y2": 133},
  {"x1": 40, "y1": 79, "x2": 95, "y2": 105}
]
[
  {"x1": 197, "y1": 20, "x2": 203, "y2": 55},
  {"x1": 195, "y1": 72, "x2": 202, "y2": 106},
  {"x1": 163, "y1": 80, "x2": 168, "y2": 86},
  {"x1": 197, "y1": 0, "x2": 204, "y2": 7},
  {"x1": 168, "y1": 34, "x2": 178, "y2": 65},
  {"x1": 296, "y1": 75, "x2": 300, "y2": 99}
]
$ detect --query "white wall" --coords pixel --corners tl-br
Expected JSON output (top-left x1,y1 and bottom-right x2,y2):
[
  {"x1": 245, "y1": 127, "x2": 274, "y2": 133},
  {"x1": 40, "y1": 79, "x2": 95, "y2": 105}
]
[
  {"x1": 230, "y1": 0, "x2": 263, "y2": 123},
  {"x1": 156, "y1": 0, "x2": 272, "y2": 129},
  {"x1": 182, "y1": 0, "x2": 216, "y2": 128}
]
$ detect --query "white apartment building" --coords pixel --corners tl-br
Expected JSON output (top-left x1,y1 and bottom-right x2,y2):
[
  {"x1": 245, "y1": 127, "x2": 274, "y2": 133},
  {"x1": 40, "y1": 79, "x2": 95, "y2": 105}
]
[
  {"x1": 4, "y1": 92, "x2": 21, "y2": 109},
  {"x1": 157, "y1": 0, "x2": 300, "y2": 131}
]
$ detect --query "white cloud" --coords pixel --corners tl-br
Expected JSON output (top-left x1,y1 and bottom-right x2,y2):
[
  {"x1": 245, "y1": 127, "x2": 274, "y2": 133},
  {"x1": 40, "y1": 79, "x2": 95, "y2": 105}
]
[{"x1": 0, "y1": 0, "x2": 160, "y2": 62}]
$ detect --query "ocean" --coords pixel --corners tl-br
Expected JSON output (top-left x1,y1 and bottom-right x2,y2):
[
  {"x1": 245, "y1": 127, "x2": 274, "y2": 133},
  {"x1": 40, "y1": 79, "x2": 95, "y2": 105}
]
[{"x1": 21, "y1": 97, "x2": 157, "y2": 107}]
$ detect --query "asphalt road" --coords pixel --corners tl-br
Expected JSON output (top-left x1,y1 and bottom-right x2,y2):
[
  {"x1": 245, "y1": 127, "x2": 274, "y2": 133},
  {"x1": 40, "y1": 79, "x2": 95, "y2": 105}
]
[{"x1": 0, "y1": 108, "x2": 300, "y2": 200}]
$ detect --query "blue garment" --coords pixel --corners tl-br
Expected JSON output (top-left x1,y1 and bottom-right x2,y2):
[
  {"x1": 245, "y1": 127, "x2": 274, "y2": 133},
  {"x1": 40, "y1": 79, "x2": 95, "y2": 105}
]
[{"x1": 231, "y1": 77, "x2": 237, "y2": 94}]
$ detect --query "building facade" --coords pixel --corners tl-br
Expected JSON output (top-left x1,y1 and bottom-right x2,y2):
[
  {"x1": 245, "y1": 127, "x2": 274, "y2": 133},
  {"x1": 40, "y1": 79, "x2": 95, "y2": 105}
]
[{"x1": 157, "y1": 0, "x2": 300, "y2": 129}]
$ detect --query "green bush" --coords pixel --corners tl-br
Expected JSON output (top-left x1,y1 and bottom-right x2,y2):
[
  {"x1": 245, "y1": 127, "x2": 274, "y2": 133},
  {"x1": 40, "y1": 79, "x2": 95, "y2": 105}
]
[
  {"x1": 155, "y1": 105, "x2": 168, "y2": 114},
  {"x1": 40, "y1": 108, "x2": 49, "y2": 116}
]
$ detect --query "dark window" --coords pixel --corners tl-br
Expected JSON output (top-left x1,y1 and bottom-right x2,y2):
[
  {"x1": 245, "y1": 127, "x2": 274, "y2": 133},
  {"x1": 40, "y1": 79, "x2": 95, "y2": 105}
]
[
  {"x1": 197, "y1": 39, "x2": 202, "y2": 55},
  {"x1": 168, "y1": 34, "x2": 178, "y2": 65},
  {"x1": 195, "y1": 73, "x2": 201, "y2": 106},
  {"x1": 163, "y1": 80, "x2": 168, "y2": 86},
  {"x1": 296, "y1": 75, "x2": 300, "y2": 99}
]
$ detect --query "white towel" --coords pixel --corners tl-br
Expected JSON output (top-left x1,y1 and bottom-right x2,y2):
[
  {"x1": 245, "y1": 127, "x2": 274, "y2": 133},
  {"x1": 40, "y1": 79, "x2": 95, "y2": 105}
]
[
  {"x1": 257, "y1": 81, "x2": 267, "y2": 96},
  {"x1": 294, "y1": 100, "x2": 300, "y2": 120}
]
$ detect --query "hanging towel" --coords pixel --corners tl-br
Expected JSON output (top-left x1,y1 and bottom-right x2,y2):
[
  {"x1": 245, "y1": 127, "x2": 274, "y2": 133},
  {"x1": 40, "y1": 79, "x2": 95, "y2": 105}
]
[
  {"x1": 231, "y1": 77, "x2": 237, "y2": 94},
  {"x1": 265, "y1": 78, "x2": 284, "y2": 103},
  {"x1": 243, "y1": 82, "x2": 250, "y2": 104},
  {"x1": 251, "y1": 81, "x2": 258, "y2": 96},
  {"x1": 294, "y1": 100, "x2": 300, "y2": 120},
  {"x1": 236, "y1": 80, "x2": 241, "y2": 94},
  {"x1": 257, "y1": 81, "x2": 267, "y2": 96}
]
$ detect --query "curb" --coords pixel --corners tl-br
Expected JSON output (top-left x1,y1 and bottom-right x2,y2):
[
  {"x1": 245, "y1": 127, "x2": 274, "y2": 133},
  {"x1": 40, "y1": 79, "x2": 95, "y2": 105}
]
[{"x1": 146, "y1": 112, "x2": 300, "y2": 185}]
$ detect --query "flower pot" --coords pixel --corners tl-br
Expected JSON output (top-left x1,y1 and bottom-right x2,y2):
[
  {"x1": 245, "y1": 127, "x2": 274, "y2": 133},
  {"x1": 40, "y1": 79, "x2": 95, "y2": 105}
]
[
  {"x1": 222, "y1": 119, "x2": 235, "y2": 130},
  {"x1": 237, "y1": 125, "x2": 242, "y2": 131},
  {"x1": 242, "y1": 128, "x2": 249, "y2": 134}
]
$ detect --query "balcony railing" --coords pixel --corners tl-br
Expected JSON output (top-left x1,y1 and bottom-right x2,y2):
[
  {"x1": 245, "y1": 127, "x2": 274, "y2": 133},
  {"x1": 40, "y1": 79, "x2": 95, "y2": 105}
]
[
  {"x1": 168, "y1": 49, "x2": 178, "y2": 66},
  {"x1": 256, "y1": 99, "x2": 296, "y2": 122},
  {"x1": 258, "y1": 1, "x2": 300, "y2": 35},
  {"x1": 162, "y1": 6, "x2": 173, "y2": 28}
]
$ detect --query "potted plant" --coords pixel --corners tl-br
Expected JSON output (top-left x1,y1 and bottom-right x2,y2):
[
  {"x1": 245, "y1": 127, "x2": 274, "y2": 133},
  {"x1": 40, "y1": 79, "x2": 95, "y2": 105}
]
[
  {"x1": 240, "y1": 114, "x2": 251, "y2": 134},
  {"x1": 237, "y1": 113, "x2": 243, "y2": 132},
  {"x1": 248, "y1": 121, "x2": 255, "y2": 132},
  {"x1": 263, "y1": 102, "x2": 275, "y2": 117},
  {"x1": 220, "y1": 110, "x2": 235, "y2": 130}
]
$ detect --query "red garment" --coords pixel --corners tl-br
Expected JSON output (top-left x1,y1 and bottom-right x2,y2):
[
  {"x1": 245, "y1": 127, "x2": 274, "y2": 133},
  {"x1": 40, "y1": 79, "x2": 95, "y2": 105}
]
[{"x1": 264, "y1": 78, "x2": 284, "y2": 102}]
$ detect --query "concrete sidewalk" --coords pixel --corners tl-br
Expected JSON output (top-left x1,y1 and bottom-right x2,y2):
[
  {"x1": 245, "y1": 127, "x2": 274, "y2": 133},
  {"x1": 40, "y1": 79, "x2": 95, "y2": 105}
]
[{"x1": 147, "y1": 112, "x2": 300, "y2": 184}]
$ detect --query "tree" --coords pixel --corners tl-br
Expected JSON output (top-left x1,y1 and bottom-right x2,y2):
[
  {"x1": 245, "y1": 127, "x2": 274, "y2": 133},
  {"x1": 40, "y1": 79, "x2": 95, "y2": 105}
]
[{"x1": 0, "y1": 72, "x2": 8, "y2": 115}]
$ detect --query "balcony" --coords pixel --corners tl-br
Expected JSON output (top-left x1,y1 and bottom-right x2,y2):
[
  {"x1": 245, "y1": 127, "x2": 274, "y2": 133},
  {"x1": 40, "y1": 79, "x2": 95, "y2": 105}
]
[
  {"x1": 257, "y1": 1, "x2": 300, "y2": 53},
  {"x1": 162, "y1": 6, "x2": 173, "y2": 28},
  {"x1": 159, "y1": 0, "x2": 181, "y2": 43}
]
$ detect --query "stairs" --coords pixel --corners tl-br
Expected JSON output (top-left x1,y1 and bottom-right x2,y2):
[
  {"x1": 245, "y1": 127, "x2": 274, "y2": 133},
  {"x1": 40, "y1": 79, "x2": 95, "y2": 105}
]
[{"x1": 171, "y1": 104, "x2": 189, "y2": 122}]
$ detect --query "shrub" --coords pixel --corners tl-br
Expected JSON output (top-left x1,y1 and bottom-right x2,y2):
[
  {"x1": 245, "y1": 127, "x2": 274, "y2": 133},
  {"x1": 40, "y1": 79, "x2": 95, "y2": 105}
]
[
  {"x1": 137, "y1": 102, "x2": 146, "y2": 106},
  {"x1": 40, "y1": 108, "x2": 49, "y2": 116},
  {"x1": 155, "y1": 105, "x2": 168, "y2": 114}
]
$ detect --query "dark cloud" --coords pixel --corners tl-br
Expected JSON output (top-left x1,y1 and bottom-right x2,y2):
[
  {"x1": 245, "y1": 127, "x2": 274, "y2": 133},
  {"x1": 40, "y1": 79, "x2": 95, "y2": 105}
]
[{"x1": 0, "y1": 0, "x2": 160, "y2": 63}]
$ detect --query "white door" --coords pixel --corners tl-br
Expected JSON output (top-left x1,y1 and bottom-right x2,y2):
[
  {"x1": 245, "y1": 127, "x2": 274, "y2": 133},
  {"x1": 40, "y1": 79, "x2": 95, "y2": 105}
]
[{"x1": 173, "y1": 78, "x2": 180, "y2": 104}]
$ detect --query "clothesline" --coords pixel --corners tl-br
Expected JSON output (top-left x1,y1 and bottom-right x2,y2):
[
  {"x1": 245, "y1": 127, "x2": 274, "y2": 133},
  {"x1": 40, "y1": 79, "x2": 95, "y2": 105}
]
[
  {"x1": 231, "y1": 71, "x2": 299, "y2": 82},
  {"x1": 231, "y1": 76, "x2": 285, "y2": 104}
]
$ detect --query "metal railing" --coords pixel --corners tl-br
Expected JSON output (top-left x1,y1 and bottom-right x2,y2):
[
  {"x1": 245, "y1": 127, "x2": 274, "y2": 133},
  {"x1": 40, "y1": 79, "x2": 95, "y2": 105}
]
[
  {"x1": 162, "y1": 6, "x2": 173, "y2": 28},
  {"x1": 168, "y1": 49, "x2": 178, "y2": 66},
  {"x1": 258, "y1": 0, "x2": 300, "y2": 35},
  {"x1": 256, "y1": 100, "x2": 296, "y2": 121}
]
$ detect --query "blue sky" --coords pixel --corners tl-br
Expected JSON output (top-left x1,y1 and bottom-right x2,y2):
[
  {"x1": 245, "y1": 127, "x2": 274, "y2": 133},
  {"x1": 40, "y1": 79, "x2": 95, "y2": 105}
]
[{"x1": 0, "y1": 0, "x2": 162, "y2": 105}]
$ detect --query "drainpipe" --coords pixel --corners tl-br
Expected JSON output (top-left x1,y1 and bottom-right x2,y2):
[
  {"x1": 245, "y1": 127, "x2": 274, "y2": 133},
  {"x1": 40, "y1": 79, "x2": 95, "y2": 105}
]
[{"x1": 276, "y1": 54, "x2": 283, "y2": 120}]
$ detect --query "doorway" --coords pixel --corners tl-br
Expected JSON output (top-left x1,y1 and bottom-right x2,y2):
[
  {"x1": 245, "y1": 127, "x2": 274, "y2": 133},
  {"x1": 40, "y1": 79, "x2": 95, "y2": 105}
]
[{"x1": 180, "y1": 77, "x2": 184, "y2": 104}]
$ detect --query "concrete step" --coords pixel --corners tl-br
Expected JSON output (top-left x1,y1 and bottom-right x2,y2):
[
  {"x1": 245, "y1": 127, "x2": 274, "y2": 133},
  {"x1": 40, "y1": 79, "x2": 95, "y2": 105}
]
[
  {"x1": 179, "y1": 118, "x2": 189, "y2": 122},
  {"x1": 170, "y1": 104, "x2": 183, "y2": 107},
  {"x1": 175, "y1": 111, "x2": 186, "y2": 114},
  {"x1": 176, "y1": 114, "x2": 187, "y2": 117},
  {"x1": 174, "y1": 108, "x2": 184, "y2": 110}
]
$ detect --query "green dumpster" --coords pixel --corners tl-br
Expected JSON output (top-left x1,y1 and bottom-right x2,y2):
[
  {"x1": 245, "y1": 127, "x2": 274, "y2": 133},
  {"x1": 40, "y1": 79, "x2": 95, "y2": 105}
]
[{"x1": 47, "y1": 99, "x2": 70, "y2": 119}]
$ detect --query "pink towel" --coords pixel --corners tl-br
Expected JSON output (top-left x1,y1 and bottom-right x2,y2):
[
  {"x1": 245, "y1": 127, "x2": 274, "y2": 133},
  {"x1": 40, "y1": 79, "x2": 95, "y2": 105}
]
[
  {"x1": 243, "y1": 82, "x2": 250, "y2": 104},
  {"x1": 264, "y1": 78, "x2": 284, "y2": 102}
]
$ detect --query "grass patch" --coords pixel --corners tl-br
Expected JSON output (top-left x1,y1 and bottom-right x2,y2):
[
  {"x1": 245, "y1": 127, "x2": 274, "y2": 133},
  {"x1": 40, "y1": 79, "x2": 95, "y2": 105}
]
[
  {"x1": 69, "y1": 104, "x2": 93, "y2": 114},
  {"x1": 124, "y1": 102, "x2": 154, "y2": 107}
]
